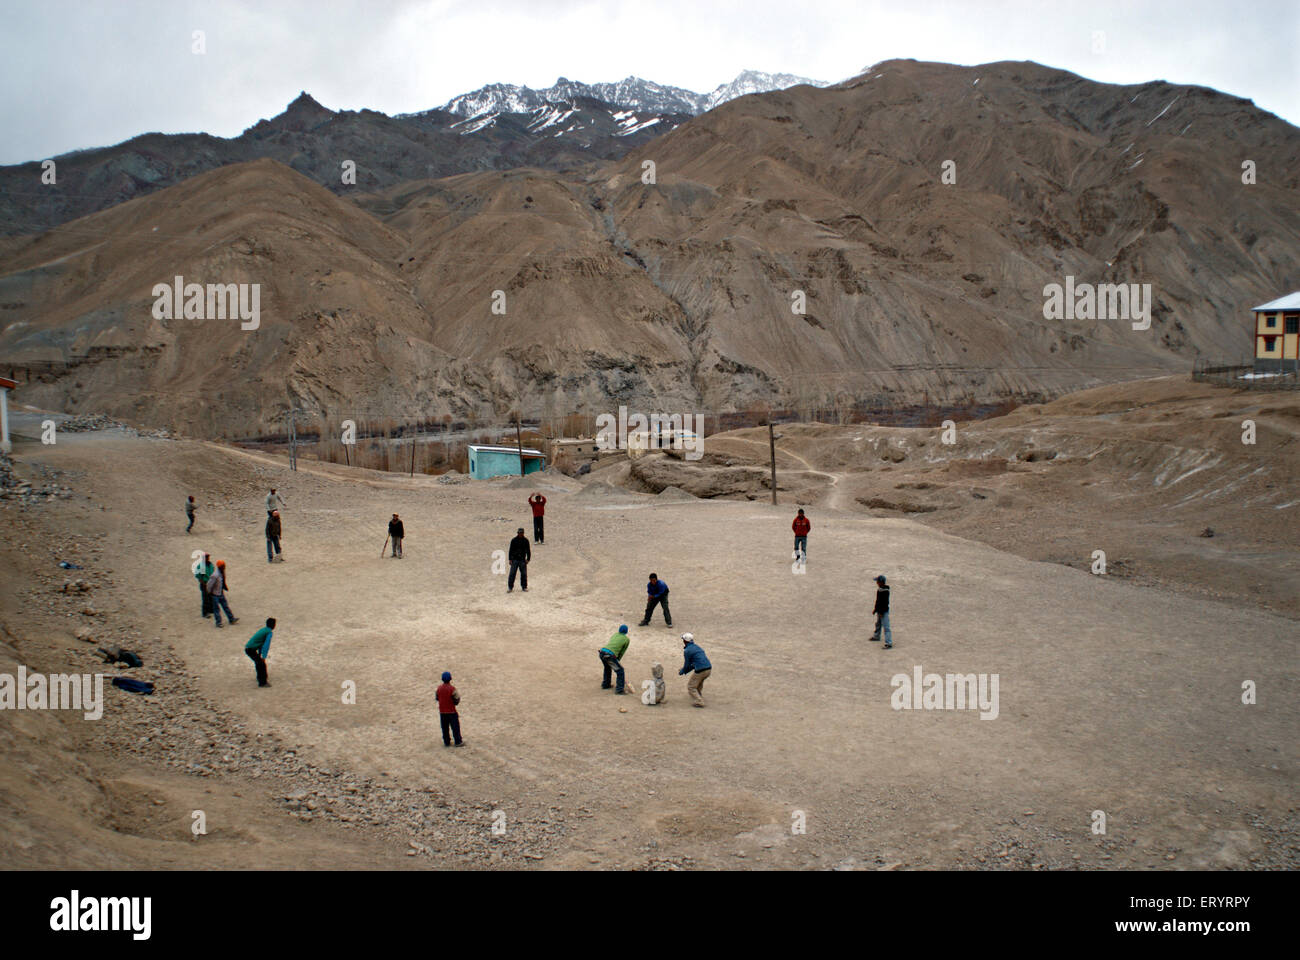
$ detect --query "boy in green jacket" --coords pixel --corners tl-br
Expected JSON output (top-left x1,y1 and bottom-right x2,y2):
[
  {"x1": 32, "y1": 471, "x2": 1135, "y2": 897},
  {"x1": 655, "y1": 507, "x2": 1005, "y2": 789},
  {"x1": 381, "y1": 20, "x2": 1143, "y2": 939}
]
[
  {"x1": 194, "y1": 552, "x2": 214, "y2": 619},
  {"x1": 599, "y1": 624, "x2": 630, "y2": 694},
  {"x1": 245, "y1": 618, "x2": 275, "y2": 688}
]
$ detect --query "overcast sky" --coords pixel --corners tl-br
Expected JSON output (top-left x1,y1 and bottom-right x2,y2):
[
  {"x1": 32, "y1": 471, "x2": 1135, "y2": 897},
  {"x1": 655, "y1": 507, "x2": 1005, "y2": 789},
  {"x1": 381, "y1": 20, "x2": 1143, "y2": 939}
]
[{"x1": 1, "y1": 0, "x2": 1296, "y2": 165}]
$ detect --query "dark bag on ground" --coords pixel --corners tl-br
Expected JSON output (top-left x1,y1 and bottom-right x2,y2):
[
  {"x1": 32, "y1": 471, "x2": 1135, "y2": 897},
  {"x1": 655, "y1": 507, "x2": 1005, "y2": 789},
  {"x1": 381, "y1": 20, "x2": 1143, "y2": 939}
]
[
  {"x1": 111, "y1": 677, "x2": 154, "y2": 694},
  {"x1": 99, "y1": 647, "x2": 143, "y2": 668}
]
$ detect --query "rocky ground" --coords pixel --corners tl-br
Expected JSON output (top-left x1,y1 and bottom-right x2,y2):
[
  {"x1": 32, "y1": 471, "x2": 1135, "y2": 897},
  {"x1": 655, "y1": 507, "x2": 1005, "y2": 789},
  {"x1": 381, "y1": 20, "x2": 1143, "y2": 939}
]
[
  {"x1": 2, "y1": 427, "x2": 566, "y2": 868},
  {"x1": 0, "y1": 387, "x2": 1296, "y2": 871}
]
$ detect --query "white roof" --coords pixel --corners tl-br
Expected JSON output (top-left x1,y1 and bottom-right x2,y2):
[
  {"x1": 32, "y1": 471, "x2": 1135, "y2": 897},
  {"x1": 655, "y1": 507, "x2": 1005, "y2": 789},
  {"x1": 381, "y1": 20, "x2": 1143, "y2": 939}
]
[
  {"x1": 468, "y1": 444, "x2": 545, "y2": 456},
  {"x1": 1253, "y1": 292, "x2": 1300, "y2": 311}
]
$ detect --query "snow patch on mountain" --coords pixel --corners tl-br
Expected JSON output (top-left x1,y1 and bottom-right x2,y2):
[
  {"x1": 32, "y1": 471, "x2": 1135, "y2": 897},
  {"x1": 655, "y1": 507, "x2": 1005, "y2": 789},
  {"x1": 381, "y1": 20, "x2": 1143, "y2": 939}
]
[
  {"x1": 528, "y1": 106, "x2": 576, "y2": 132},
  {"x1": 450, "y1": 112, "x2": 499, "y2": 135},
  {"x1": 614, "y1": 116, "x2": 662, "y2": 137}
]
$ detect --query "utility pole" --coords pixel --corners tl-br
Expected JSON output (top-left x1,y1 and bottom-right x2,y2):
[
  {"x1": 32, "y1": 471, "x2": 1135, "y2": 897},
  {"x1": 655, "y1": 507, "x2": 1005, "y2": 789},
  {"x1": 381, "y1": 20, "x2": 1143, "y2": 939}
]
[
  {"x1": 515, "y1": 411, "x2": 525, "y2": 477},
  {"x1": 768, "y1": 422, "x2": 777, "y2": 504},
  {"x1": 410, "y1": 432, "x2": 416, "y2": 477},
  {"x1": 289, "y1": 408, "x2": 297, "y2": 472}
]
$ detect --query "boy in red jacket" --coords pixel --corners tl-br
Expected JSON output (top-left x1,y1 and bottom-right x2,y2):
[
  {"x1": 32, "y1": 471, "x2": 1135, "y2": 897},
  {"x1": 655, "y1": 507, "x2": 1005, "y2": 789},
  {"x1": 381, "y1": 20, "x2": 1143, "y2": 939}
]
[
  {"x1": 792, "y1": 509, "x2": 811, "y2": 560},
  {"x1": 436, "y1": 671, "x2": 464, "y2": 747},
  {"x1": 528, "y1": 493, "x2": 546, "y2": 544}
]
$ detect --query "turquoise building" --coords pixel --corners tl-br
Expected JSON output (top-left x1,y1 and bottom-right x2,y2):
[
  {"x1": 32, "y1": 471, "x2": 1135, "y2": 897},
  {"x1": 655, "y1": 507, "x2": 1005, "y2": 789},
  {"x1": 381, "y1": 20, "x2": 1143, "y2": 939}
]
[{"x1": 467, "y1": 444, "x2": 547, "y2": 479}]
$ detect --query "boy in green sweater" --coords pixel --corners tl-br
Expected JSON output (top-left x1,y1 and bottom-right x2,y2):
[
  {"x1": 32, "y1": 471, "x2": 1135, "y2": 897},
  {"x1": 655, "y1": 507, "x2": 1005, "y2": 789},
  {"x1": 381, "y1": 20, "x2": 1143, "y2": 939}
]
[
  {"x1": 599, "y1": 624, "x2": 630, "y2": 694},
  {"x1": 244, "y1": 618, "x2": 275, "y2": 688}
]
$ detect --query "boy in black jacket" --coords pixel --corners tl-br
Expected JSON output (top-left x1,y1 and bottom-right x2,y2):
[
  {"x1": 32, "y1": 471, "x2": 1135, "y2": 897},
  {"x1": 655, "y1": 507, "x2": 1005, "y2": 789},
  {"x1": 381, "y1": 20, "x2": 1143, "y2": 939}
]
[
  {"x1": 388, "y1": 514, "x2": 405, "y2": 558},
  {"x1": 266, "y1": 510, "x2": 283, "y2": 563},
  {"x1": 508, "y1": 528, "x2": 531, "y2": 592},
  {"x1": 870, "y1": 574, "x2": 892, "y2": 648}
]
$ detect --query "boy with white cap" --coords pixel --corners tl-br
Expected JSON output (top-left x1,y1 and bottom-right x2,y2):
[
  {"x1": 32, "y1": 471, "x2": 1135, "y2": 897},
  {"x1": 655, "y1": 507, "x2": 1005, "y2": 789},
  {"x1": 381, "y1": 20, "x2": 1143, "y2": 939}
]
[{"x1": 678, "y1": 633, "x2": 712, "y2": 707}]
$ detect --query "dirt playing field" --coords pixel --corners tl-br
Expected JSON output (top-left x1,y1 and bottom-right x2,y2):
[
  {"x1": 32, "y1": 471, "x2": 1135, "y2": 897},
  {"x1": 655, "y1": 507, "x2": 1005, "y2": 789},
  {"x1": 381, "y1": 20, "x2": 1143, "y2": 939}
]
[{"x1": 1, "y1": 396, "x2": 1296, "y2": 870}]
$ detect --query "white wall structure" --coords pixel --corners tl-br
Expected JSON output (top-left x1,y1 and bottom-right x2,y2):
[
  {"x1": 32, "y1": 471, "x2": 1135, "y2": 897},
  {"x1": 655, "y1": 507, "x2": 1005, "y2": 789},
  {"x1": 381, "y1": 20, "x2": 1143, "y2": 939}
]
[{"x1": 0, "y1": 378, "x2": 14, "y2": 453}]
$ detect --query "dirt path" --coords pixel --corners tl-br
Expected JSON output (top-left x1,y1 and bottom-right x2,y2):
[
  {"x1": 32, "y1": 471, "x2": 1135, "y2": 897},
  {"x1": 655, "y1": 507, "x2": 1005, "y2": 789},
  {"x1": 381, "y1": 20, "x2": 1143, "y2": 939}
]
[{"x1": 716, "y1": 434, "x2": 850, "y2": 510}]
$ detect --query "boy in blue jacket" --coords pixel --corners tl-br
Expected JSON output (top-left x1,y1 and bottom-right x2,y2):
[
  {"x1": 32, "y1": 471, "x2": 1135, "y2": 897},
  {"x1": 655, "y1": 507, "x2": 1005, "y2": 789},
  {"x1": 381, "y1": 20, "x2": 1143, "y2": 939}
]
[
  {"x1": 678, "y1": 632, "x2": 712, "y2": 707},
  {"x1": 638, "y1": 573, "x2": 672, "y2": 627}
]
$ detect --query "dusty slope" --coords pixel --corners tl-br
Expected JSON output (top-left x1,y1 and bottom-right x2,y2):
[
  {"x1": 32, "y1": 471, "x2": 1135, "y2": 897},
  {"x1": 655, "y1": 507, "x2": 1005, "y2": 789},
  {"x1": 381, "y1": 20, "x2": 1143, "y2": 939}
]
[
  {"x1": 1, "y1": 408, "x2": 1295, "y2": 870},
  {"x1": 595, "y1": 59, "x2": 1298, "y2": 402},
  {"x1": 358, "y1": 59, "x2": 1300, "y2": 413},
  {"x1": 631, "y1": 376, "x2": 1300, "y2": 617},
  {"x1": 0, "y1": 159, "x2": 477, "y2": 437}
]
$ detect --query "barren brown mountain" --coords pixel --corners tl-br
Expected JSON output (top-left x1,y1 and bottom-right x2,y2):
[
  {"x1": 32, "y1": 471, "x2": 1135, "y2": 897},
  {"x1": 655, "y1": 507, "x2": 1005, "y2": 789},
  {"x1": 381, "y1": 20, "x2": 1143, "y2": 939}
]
[
  {"x1": 0, "y1": 90, "x2": 689, "y2": 237},
  {"x1": 1, "y1": 59, "x2": 1297, "y2": 438}
]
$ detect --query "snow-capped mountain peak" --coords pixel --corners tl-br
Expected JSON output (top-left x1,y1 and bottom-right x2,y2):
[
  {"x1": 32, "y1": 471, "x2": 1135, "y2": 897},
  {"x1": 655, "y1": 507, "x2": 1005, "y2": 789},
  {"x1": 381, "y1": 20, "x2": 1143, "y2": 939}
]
[
  {"x1": 442, "y1": 82, "x2": 541, "y2": 118},
  {"x1": 703, "y1": 70, "x2": 825, "y2": 110},
  {"x1": 438, "y1": 70, "x2": 826, "y2": 118}
]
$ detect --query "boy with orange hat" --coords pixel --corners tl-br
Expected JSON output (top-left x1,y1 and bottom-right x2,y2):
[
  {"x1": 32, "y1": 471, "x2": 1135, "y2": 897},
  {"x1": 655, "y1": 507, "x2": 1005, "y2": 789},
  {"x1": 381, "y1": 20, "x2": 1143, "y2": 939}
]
[{"x1": 207, "y1": 559, "x2": 239, "y2": 628}]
